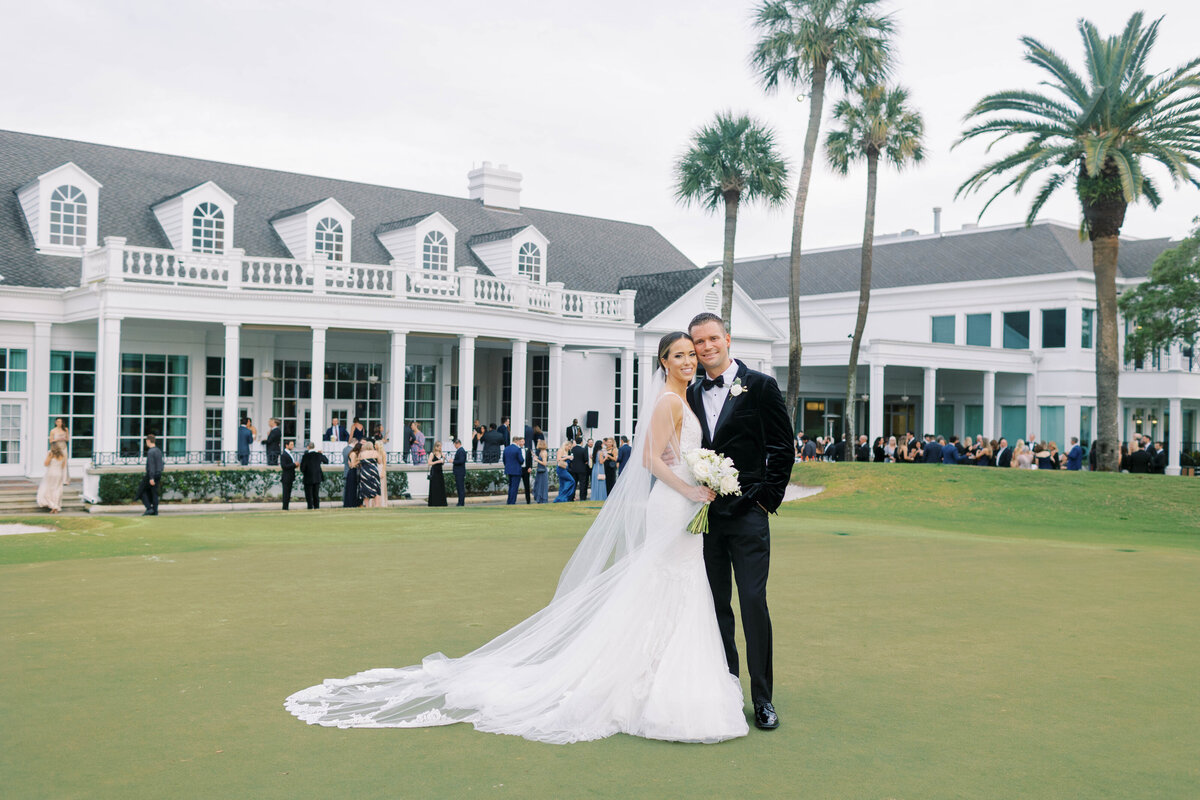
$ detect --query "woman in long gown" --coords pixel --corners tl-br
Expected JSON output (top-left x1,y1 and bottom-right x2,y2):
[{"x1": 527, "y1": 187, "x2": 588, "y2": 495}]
[
  {"x1": 356, "y1": 440, "x2": 381, "y2": 506},
  {"x1": 553, "y1": 442, "x2": 575, "y2": 503},
  {"x1": 603, "y1": 438, "x2": 617, "y2": 494},
  {"x1": 533, "y1": 441, "x2": 550, "y2": 503},
  {"x1": 427, "y1": 441, "x2": 447, "y2": 507},
  {"x1": 37, "y1": 441, "x2": 70, "y2": 513},
  {"x1": 49, "y1": 417, "x2": 70, "y2": 450},
  {"x1": 286, "y1": 331, "x2": 748, "y2": 744}
]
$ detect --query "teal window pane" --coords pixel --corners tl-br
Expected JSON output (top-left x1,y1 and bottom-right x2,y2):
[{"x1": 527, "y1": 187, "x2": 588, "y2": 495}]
[
  {"x1": 1000, "y1": 406, "x2": 1027, "y2": 445},
  {"x1": 168, "y1": 354, "x2": 188, "y2": 374},
  {"x1": 1040, "y1": 405, "x2": 1065, "y2": 446},
  {"x1": 966, "y1": 314, "x2": 991, "y2": 347},
  {"x1": 964, "y1": 405, "x2": 983, "y2": 439},
  {"x1": 931, "y1": 316, "x2": 955, "y2": 344},
  {"x1": 1042, "y1": 309, "x2": 1066, "y2": 348},
  {"x1": 50, "y1": 373, "x2": 68, "y2": 393},
  {"x1": 9, "y1": 350, "x2": 26, "y2": 370},
  {"x1": 935, "y1": 404, "x2": 955, "y2": 438},
  {"x1": 1082, "y1": 309, "x2": 1094, "y2": 349},
  {"x1": 168, "y1": 376, "x2": 188, "y2": 395},
  {"x1": 9, "y1": 373, "x2": 25, "y2": 391},
  {"x1": 1080, "y1": 406, "x2": 1094, "y2": 445},
  {"x1": 1003, "y1": 312, "x2": 1030, "y2": 349}
]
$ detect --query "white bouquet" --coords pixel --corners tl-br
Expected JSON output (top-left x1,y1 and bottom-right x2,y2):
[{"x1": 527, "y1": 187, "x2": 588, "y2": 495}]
[{"x1": 682, "y1": 448, "x2": 742, "y2": 534}]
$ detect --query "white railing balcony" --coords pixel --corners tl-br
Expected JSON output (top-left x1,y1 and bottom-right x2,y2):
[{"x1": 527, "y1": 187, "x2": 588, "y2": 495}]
[{"x1": 81, "y1": 238, "x2": 635, "y2": 322}]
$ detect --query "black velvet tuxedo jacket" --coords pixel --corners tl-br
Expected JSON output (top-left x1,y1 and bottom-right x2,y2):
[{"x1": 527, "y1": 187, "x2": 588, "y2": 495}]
[{"x1": 686, "y1": 359, "x2": 794, "y2": 519}]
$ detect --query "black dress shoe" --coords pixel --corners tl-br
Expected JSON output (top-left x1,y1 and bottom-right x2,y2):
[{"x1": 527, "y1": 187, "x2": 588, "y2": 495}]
[
  {"x1": 141, "y1": 510, "x2": 153, "y2": 516},
  {"x1": 754, "y1": 702, "x2": 779, "y2": 730}
]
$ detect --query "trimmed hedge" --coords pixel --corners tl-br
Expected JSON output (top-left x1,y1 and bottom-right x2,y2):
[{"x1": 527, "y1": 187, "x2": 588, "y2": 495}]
[
  {"x1": 97, "y1": 469, "x2": 410, "y2": 505},
  {"x1": 437, "y1": 468, "x2": 559, "y2": 497}
]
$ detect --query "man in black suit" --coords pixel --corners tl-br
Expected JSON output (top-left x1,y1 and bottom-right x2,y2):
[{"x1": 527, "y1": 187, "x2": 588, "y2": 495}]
[
  {"x1": 995, "y1": 438, "x2": 1012, "y2": 468},
  {"x1": 138, "y1": 434, "x2": 163, "y2": 516},
  {"x1": 569, "y1": 437, "x2": 590, "y2": 501},
  {"x1": 263, "y1": 418, "x2": 282, "y2": 466},
  {"x1": 1151, "y1": 441, "x2": 1167, "y2": 474},
  {"x1": 617, "y1": 435, "x2": 631, "y2": 476},
  {"x1": 481, "y1": 424, "x2": 504, "y2": 463},
  {"x1": 830, "y1": 435, "x2": 846, "y2": 462},
  {"x1": 521, "y1": 437, "x2": 534, "y2": 504},
  {"x1": 498, "y1": 417, "x2": 511, "y2": 446},
  {"x1": 855, "y1": 434, "x2": 871, "y2": 462},
  {"x1": 1125, "y1": 440, "x2": 1151, "y2": 473},
  {"x1": 323, "y1": 416, "x2": 348, "y2": 443},
  {"x1": 280, "y1": 439, "x2": 297, "y2": 509},
  {"x1": 565, "y1": 418, "x2": 583, "y2": 443},
  {"x1": 452, "y1": 438, "x2": 467, "y2": 506},
  {"x1": 299, "y1": 441, "x2": 329, "y2": 509}
]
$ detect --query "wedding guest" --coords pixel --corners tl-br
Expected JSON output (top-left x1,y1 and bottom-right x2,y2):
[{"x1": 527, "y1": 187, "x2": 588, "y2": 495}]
[
  {"x1": 427, "y1": 441, "x2": 447, "y2": 507},
  {"x1": 571, "y1": 438, "x2": 591, "y2": 500},
  {"x1": 1034, "y1": 442, "x2": 1058, "y2": 470},
  {"x1": 603, "y1": 438, "x2": 617, "y2": 495},
  {"x1": 1013, "y1": 440, "x2": 1034, "y2": 469},
  {"x1": 263, "y1": 418, "x2": 282, "y2": 465},
  {"x1": 408, "y1": 421, "x2": 427, "y2": 465},
  {"x1": 350, "y1": 417, "x2": 366, "y2": 442},
  {"x1": 590, "y1": 439, "x2": 608, "y2": 501},
  {"x1": 872, "y1": 436, "x2": 885, "y2": 462},
  {"x1": 1065, "y1": 437, "x2": 1084, "y2": 471},
  {"x1": 995, "y1": 438, "x2": 1012, "y2": 468},
  {"x1": 299, "y1": 441, "x2": 328, "y2": 509},
  {"x1": 942, "y1": 436, "x2": 964, "y2": 465},
  {"x1": 974, "y1": 445, "x2": 994, "y2": 467},
  {"x1": 354, "y1": 439, "x2": 380, "y2": 506},
  {"x1": 554, "y1": 442, "x2": 576, "y2": 502},
  {"x1": 884, "y1": 436, "x2": 897, "y2": 462},
  {"x1": 1150, "y1": 441, "x2": 1167, "y2": 474},
  {"x1": 533, "y1": 440, "x2": 550, "y2": 503},
  {"x1": 521, "y1": 437, "x2": 534, "y2": 504},
  {"x1": 343, "y1": 441, "x2": 359, "y2": 507},
  {"x1": 481, "y1": 424, "x2": 504, "y2": 463},
  {"x1": 49, "y1": 417, "x2": 70, "y2": 450},
  {"x1": 280, "y1": 439, "x2": 297, "y2": 510},
  {"x1": 503, "y1": 435, "x2": 525, "y2": 505},
  {"x1": 1088, "y1": 440, "x2": 1100, "y2": 471},
  {"x1": 237, "y1": 418, "x2": 253, "y2": 465},
  {"x1": 923, "y1": 434, "x2": 942, "y2": 463},
  {"x1": 324, "y1": 416, "x2": 348, "y2": 443},
  {"x1": 452, "y1": 438, "x2": 468, "y2": 506},
  {"x1": 37, "y1": 441, "x2": 70, "y2": 513},
  {"x1": 1122, "y1": 440, "x2": 1150, "y2": 473},
  {"x1": 138, "y1": 435, "x2": 163, "y2": 516},
  {"x1": 471, "y1": 422, "x2": 483, "y2": 461},
  {"x1": 617, "y1": 436, "x2": 631, "y2": 476},
  {"x1": 375, "y1": 435, "x2": 389, "y2": 504}
]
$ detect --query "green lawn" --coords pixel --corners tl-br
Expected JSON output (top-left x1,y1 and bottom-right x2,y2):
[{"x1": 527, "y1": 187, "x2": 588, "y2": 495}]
[{"x1": 1, "y1": 465, "x2": 1197, "y2": 799}]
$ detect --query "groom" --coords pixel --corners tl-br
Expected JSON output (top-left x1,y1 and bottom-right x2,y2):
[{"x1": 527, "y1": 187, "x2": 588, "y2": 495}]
[{"x1": 687, "y1": 312, "x2": 794, "y2": 730}]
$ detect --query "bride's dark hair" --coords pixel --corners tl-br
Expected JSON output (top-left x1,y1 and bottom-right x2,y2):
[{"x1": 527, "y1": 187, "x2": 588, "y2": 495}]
[{"x1": 657, "y1": 331, "x2": 691, "y2": 373}]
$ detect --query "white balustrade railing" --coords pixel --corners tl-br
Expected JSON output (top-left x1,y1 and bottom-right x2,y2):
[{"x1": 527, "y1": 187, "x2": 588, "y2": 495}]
[{"x1": 85, "y1": 240, "x2": 634, "y2": 321}]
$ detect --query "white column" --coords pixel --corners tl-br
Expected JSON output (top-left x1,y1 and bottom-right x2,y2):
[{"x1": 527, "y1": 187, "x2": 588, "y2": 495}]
[
  {"x1": 458, "y1": 335, "x2": 476, "y2": 447},
  {"x1": 510, "y1": 339, "x2": 528, "y2": 439},
  {"x1": 388, "y1": 330, "x2": 407, "y2": 446},
  {"x1": 1026, "y1": 371, "x2": 1038, "y2": 440},
  {"x1": 922, "y1": 366, "x2": 936, "y2": 436},
  {"x1": 30, "y1": 322, "x2": 51, "y2": 476},
  {"x1": 309, "y1": 327, "x2": 326, "y2": 446},
  {"x1": 1167, "y1": 396, "x2": 1183, "y2": 476},
  {"x1": 982, "y1": 370, "x2": 996, "y2": 440},
  {"x1": 95, "y1": 316, "x2": 121, "y2": 455},
  {"x1": 869, "y1": 362, "x2": 884, "y2": 443},
  {"x1": 620, "y1": 347, "x2": 635, "y2": 438},
  {"x1": 440, "y1": 343, "x2": 453, "y2": 445},
  {"x1": 638, "y1": 352, "x2": 655, "y2": 428},
  {"x1": 548, "y1": 343, "x2": 563, "y2": 446},
  {"x1": 222, "y1": 323, "x2": 240, "y2": 461}
]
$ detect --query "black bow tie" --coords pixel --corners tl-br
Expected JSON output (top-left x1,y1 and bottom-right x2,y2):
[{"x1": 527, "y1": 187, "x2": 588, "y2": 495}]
[{"x1": 701, "y1": 375, "x2": 725, "y2": 390}]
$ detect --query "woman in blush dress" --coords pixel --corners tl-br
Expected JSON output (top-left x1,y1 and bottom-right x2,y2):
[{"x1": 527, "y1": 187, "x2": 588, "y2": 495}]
[
  {"x1": 49, "y1": 417, "x2": 70, "y2": 450},
  {"x1": 1013, "y1": 440, "x2": 1034, "y2": 469},
  {"x1": 37, "y1": 441, "x2": 70, "y2": 513},
  {"x1": 427, "y1": 441, "x2": 447, "y2": 507}
]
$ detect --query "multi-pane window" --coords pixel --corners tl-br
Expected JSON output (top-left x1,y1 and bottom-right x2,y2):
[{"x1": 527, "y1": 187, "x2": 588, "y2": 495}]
[
  {"x1": 613, "y1": 357, "x2": 623, "y2": 436},
  {"x1": 966, "y1": 313, "x2": 991, "y2": 347},
  {"x1": 422, "y1": 231, "x2": 449, "y2": 275},
  {"x1": 48, "y1": 185, "x2": 87, "y2": 246},
  {"x1": 501, "y1": 357, "x2": 512, "y2": 422},
  {"x1": 1082, "y1": 308, "x2": 1095, "y2": 349},
  {"x1": 931, "y1": 315, "x2": 955, "y2": 344},
  {"x1": 1080, "y1": 406, "x2": 1094, "y2": 447},
  {"x1": 204, "y1": 408, "x2": 222, "y2": 462},
  {"x1": 49, "y1": 351, "x2": 95, "y2": 459},
  {"x1": 119, "y1": 354, "x2": 188, "y2": 457},
  {"x1": 1003, "y1": 311, "x2": 1030, "y2": 349},
  {"x1": 0, "y1": 348, "x2": 28, "y2": 391},
  {"x1": 404, "y1": 364, "x2": 437, "y2": 441},
  {"x1": 315, "y1": 217, "x2": 344, "y2": 261},
  {"x1": 531, "y1": 355, "x2": 549, "y2": 433},
  {"x1": 272, "y1": 359, "x2": 312, "y2": 444},
  {"x1": 205, "y1": 356, "x2": 254, "y2": 397},
  {"x1": 325, "y1": 362, "x2": 383, "y2": 433},
  {"x1": 191, "y1": 202, "x2": 225, "y2": 253},
  {"x1": 1042, "y1": 308, "x2": 1066, "y2": 348},
  {"x1": 0, "y1": 403, "x2": 21, "y2": 465},
  {"x1": 517, "y1": 242, "x2": 541, "y2": 281}
]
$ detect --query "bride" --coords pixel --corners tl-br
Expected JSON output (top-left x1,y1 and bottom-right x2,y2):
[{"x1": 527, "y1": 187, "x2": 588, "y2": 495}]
[{"x1": 285, "y1": 332, "x2": 749, "y2": 743}]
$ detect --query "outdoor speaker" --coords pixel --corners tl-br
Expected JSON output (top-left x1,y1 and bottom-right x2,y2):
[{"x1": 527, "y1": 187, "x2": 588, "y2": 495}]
[{"x1": 585, "y1": 410, "x2": 599, "y2": 428}]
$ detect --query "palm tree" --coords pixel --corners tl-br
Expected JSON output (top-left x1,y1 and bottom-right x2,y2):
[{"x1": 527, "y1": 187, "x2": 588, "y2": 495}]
[
  {"x1": 826, "y1": 84, "x2": 925, "y2": 444},
  {"x1": 750, "y1": 0, "x2": 894, "y2": 428},
  {"x1": 955, "y1": 13, "x2": 1200, "y2": 471},
  {"x1": 674, "y1": 112, "x2": 790, "y2": 328}
]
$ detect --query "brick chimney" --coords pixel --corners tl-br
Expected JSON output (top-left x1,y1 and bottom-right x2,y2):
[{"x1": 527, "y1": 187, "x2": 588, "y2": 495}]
[{"x1": 468, "y1": 162, "x2": 522, "y2": 210}]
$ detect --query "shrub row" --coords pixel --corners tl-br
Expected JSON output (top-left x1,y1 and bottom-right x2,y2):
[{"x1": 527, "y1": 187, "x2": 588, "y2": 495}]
[{"x1": 97, "y1": 469, "x2": 410, "y2": 505}]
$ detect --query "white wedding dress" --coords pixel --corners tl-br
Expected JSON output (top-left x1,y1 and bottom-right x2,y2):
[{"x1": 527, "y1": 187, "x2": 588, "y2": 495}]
[{"x1": 285, "y1": 394, "x2": 748, "y2": 744}]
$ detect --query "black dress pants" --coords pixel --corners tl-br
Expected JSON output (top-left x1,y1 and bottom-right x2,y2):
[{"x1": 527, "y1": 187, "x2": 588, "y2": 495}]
[
  {"x1": 304, "y1": 482, "x2": 320, "y2": 509},
  {"x1": 573, "y1": 472, "x2": 589, "y2": 501},
  {"x1": 455, "y1": 471, "x2": 466, "y2": 506},
  {"x1": 522, "y1": 471, "x2": 531, "y2": 504},
  {"x1": 138, "y1": 475, "x2": 159, "y2": 512},
  {"x1": 281, "y1": 476, "x2": 294, "y2": 510},
  {"x1": 703, "y1": 507, "x2": 773, "y2": 706}
]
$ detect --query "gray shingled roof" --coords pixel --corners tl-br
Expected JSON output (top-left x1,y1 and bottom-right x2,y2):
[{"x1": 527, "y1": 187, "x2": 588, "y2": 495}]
[
  {"x1": 0, "y1": 129, "x2": 698, "y2": 291},
  {"x1": 729, "y1": 222, "x2": 1175, "y2": 300},
  {"x1": 618, "y1": 268, "x2": 707, "y2": 324},
  {"x1": 375, "y1": 212, "x2": 436, "y2": 235},
  {"x1": 466, "y1": 226, "x2": 530, "y2": 246}
]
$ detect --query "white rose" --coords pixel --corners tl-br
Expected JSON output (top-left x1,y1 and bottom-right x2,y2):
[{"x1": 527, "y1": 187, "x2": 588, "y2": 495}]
[{"x1": 720, "y1": 475, "x2": 741, "y2": 495}]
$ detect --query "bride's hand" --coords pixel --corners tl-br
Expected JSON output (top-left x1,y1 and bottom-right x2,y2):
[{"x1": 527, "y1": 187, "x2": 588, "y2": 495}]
[{"x1": 685, "y1": 485, "x2": 716, "y2": 503}]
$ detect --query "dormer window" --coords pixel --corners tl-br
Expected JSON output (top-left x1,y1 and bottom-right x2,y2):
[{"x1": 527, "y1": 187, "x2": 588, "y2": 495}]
[
  {"x1": 423, "y1": 231, "x2": 449, "y2": 275},
  {"x1": 315, "y1": 217, "x2": 344, "y2": 261},
  {"x1": 48, "y1": 185, "x2": 88, "y2": 246},
  {"x1": 518, "y1": 242, "x2": 542, "y2": 281},
  {"x1": 191, "y1": 202, "x2": 225, "y2": 254}
]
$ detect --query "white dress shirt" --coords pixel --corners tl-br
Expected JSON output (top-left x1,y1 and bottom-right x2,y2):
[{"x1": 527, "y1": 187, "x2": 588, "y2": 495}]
[{"x1": 701, "y1": 360, "x2": 740, "y2": 436}]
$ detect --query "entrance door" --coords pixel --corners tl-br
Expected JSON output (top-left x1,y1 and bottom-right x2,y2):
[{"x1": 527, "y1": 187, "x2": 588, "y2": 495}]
[{"x1": 0, "y1": 401, "x2": 26, "y2": 476}]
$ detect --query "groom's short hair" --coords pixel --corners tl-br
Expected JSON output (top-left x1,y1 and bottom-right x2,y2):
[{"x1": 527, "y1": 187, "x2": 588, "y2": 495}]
[{"x1": 688, "y1": 312, "x2": 725, "y2": 334}]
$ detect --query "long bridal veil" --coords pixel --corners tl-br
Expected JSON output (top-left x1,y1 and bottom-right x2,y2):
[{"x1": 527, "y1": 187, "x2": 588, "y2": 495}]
[{"x1": 285, "y1": 369, "x2": 691, "y2": 741}]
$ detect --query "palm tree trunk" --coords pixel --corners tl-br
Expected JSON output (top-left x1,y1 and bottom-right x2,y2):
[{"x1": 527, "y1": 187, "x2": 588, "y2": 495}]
[
  {"x1": 1092, "y1": 234, "x2": 1122, "y2": 471},
  {"x1": 720, "y1": 189, "x2": 740, "y2": 331},
  {"x1": 785, "y1": 62, "x2": 829, "y2": 430},
  {"x1": 845, "y1": 150, "x2": 880, "y2": 445}
]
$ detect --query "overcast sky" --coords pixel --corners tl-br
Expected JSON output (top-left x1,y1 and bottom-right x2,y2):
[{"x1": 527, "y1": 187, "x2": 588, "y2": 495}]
[{"x1": 5, "y1": 0, "x2": 1198, "y2": 265}]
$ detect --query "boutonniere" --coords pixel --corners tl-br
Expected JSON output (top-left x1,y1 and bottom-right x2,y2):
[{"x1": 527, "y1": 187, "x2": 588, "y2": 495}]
[{"x1": 729, "y1": 377, "x2": 748, "y2": 397}]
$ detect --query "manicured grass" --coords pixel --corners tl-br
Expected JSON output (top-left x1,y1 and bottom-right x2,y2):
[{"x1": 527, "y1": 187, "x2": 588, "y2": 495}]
[{"x1": 1, "y1": 468, "x2": 1197, "y2": 799}]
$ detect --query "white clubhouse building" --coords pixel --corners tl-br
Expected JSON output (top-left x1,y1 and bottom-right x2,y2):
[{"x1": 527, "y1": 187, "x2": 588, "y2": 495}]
[{"x1": 0, "y1": 130, "x2": 1193, "y2": 497}]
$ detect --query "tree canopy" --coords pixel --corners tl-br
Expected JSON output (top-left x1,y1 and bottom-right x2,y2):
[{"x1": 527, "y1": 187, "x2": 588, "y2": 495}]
[{"x1": 1119, "y1": 221, "x2": 1200, "y2": 363}]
